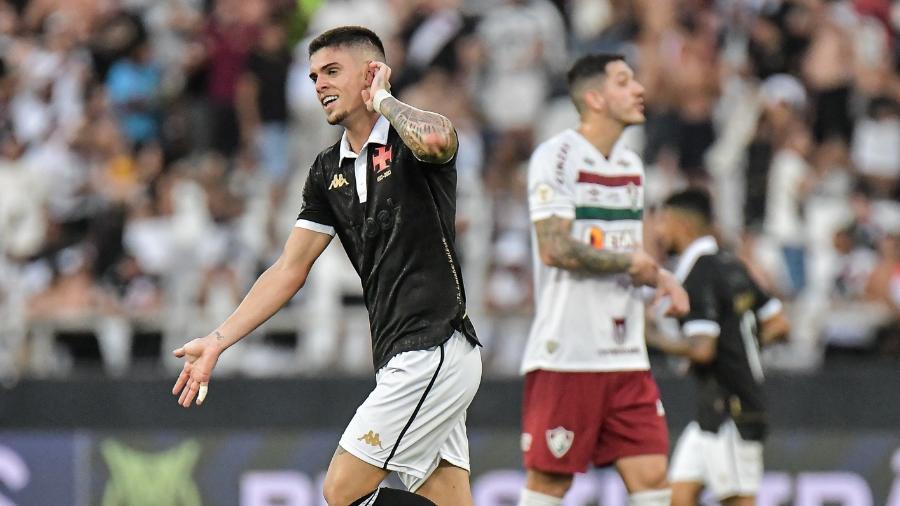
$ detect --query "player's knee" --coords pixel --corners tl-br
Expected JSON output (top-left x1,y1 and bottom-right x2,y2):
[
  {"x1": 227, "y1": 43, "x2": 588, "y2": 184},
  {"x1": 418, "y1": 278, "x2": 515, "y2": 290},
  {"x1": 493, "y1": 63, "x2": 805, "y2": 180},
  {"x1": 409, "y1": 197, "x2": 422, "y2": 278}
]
[
  {"x1": 619, "y1": 456, "x2": 668, "y2": 491},
  {"x1": 525, "y1": 470, "x2": 574, "y2": 497},
  {"x1": 322, "y1": 475, "x2": 357, "y2": 506}
]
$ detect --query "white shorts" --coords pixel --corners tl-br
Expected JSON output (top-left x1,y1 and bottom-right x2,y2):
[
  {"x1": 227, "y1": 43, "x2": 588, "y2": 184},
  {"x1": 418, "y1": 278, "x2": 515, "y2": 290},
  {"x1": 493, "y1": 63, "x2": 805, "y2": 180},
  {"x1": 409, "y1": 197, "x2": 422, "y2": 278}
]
[
  {"x1": 339, "y1": 331, "x2": 482, "y2": 491},
  {"x1": 670, "y1": 420, "x2": 763, "y2": 499}
]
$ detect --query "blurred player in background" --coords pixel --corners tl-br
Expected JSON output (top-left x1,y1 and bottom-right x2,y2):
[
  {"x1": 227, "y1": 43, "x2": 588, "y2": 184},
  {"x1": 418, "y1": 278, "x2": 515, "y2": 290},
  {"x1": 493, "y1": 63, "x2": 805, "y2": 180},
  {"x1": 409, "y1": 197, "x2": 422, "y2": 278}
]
[
  {"x1": 171, "y1": 26, "x2": 482, "y2": 506},
  {"x1": 649, "y1": 189, "x2": 790, "y2": 506},
  {"x1": 518, "y1": 53, "x2": 689, "y2": 506}
]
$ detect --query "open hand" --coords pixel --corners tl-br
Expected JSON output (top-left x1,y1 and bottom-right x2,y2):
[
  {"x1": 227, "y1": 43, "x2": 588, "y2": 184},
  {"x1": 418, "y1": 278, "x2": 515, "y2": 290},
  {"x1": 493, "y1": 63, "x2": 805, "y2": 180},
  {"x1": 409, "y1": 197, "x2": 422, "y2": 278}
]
[{"x1": 171, "y1": 334, "x2": 222, "y2": 408}]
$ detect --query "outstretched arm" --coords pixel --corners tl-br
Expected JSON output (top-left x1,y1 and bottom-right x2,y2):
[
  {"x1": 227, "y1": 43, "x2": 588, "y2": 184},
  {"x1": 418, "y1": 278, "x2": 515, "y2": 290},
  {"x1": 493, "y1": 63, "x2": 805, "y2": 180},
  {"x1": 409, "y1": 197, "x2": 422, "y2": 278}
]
[
  {"x1": 363, "y1": 61, "x2": 457, "y2": 164},
  {"x1": 171, "y1": 226, "x2": 332, "y2": 407}
]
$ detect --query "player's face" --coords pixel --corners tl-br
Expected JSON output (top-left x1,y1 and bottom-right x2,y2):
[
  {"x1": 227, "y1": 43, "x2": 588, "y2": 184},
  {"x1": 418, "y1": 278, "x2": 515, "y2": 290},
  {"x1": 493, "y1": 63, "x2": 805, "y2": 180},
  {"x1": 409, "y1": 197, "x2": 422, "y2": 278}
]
[
  {"x1": 655, "y1": 208, "x2": 680, "y2": 254},
  {"x1": 599, "y1": 61, "x2": 645, "y2": 126},
  {"x1": 309, "y1": 46, "x2": 369, "y2": 125}
]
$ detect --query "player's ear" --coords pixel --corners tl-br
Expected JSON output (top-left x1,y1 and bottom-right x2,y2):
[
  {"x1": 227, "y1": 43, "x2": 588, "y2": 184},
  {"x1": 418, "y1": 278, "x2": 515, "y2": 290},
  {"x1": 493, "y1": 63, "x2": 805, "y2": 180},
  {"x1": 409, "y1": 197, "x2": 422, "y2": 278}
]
[{"x1": 583, "y1": 89, "x2": 605, "y2": 113}]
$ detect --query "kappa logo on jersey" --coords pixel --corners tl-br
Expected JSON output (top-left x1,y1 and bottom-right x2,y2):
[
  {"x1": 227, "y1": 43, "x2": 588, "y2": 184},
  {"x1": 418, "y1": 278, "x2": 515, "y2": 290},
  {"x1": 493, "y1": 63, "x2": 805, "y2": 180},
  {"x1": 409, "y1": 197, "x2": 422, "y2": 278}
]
[
  {"x1": 357, "y1": 430, "x2": 384, "y2": 449},
  {"x1": 329, "y1": 173, "x2": 349, "y2": 190},
  {"x1": 546, "y1": 427, "x2": 574, "y2": 458}
]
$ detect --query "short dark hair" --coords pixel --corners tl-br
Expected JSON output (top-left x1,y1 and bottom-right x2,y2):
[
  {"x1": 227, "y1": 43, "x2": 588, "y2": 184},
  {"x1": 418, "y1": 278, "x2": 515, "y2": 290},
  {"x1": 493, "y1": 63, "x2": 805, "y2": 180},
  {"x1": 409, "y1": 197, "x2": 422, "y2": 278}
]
[
  {"x1": 308, "y1": 25, "x2": 385, "y2": 59},
  {"x1": 664, "y1": 189, "x2": 713, "y2": 225},
  {"x1": 566, "y1": 53, "x2": 625, "y2": 91}
]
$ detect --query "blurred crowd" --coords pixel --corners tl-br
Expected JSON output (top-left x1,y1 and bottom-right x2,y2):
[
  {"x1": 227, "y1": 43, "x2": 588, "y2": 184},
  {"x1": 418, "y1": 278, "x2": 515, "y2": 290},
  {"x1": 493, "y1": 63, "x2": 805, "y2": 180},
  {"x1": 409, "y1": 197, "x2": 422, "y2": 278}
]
[{"x1": 1, "y1": 0, "x2": 900, "y2": 380}]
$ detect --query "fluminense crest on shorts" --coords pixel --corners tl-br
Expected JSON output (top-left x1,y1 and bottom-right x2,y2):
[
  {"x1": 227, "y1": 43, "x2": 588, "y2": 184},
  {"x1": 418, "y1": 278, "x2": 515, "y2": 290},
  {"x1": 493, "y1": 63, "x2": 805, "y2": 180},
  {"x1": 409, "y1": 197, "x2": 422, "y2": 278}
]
[{"x1": 545, "y1": 426, "x2": 574, "y2": 458}]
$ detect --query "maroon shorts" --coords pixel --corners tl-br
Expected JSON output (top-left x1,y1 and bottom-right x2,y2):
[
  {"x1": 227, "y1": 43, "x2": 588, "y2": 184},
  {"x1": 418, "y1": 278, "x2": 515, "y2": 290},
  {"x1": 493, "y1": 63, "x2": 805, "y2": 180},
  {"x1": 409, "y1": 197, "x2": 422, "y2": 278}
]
[{"x1": 521, "y1": 369, "x2": 669, "y2": 474}]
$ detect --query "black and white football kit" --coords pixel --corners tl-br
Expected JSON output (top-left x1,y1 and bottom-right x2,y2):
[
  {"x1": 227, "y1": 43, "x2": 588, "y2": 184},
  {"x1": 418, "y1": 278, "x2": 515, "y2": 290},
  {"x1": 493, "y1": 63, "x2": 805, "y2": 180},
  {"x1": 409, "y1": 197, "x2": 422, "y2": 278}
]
[
  {"x1": 668, "y1": 236, "x2": 782, "y2": 499},
  {"x1": 296, "y1": 116, "x2": 481, "y2": 490}
]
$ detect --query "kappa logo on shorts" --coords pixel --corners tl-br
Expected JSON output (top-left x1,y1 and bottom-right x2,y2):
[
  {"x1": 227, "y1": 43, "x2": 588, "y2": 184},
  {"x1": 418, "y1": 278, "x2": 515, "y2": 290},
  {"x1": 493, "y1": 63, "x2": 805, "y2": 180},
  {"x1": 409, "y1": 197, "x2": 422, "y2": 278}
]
[
  {"x1": 358, "y1": 430, "x2": 384, "y2": 450},
  {"x1": 545, "y1": 427, "x2": 574, "y2": 458}
]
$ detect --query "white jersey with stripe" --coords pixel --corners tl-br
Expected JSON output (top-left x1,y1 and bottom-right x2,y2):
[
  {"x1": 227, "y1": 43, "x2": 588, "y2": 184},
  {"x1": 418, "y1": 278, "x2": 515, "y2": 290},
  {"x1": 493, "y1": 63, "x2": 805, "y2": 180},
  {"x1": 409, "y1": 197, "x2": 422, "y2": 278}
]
[{"x1": 522, "y1": 129, "x2": 650, "y2": 373}]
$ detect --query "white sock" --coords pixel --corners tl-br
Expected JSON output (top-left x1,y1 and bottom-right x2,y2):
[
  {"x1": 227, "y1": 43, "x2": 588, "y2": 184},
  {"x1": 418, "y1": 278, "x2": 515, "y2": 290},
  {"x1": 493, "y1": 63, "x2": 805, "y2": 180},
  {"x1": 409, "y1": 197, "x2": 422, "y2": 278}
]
[
  {"x1": 629, "y1": 489, "x2": 672, "y2": 506},
  {"x1": 518, "y1": 488, "x2": 563, "y2": 506}
]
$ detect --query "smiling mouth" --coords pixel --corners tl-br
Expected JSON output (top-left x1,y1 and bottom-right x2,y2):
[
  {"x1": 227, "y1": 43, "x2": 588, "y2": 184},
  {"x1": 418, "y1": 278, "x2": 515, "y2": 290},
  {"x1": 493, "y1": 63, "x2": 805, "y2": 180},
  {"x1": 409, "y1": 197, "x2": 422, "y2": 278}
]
[{"x1": 322, "y1": 95, "x2": 338, "y2": 109}]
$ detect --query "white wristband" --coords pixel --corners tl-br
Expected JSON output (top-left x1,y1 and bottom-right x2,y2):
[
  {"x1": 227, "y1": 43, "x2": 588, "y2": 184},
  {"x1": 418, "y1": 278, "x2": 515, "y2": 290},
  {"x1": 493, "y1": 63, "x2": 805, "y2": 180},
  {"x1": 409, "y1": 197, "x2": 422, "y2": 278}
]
[{"x1": 373, "y1": 89, "x2": 392, "y2": 114}]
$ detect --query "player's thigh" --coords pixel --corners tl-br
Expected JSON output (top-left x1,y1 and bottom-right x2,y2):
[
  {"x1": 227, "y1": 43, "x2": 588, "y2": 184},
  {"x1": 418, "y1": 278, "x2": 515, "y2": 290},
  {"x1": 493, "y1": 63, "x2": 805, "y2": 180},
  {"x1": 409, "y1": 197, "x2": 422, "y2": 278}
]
[
  {"x1": 524, "y1": 469, "x2": 574, "y2": 498},
  {"x1": 597, "y1": 371, "x2": 669, "y2": 489},
  {"x1": 671, "y1": 481, "x2": 704, "y2": 506},
  {"x1": 615, "y1": 454, "x2": 669, "y2": 492},
  {"x1": 416, "y1": 459, "x2": 473, "y2": 506},
  {"x1": 669, "y1": 423, "x2": 707, "y2": 491},
  {"x1": 522, "y1": 370, "x2": 605, "y2": 476},
  {"x1": 322, "y1": 446, "x2": 389, "y2": 506},
  {"x1": 721, "y1": 495, "x2": 756, "y2": 506}
]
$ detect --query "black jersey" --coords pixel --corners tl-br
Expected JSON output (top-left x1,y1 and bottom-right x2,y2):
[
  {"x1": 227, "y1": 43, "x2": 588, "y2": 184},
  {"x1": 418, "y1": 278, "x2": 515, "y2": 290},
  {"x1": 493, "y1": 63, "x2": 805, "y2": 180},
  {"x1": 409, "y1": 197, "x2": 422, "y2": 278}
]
[
  {"x1": 675, "y1": 236, "x2": 781, "y2": 441},
  {"x1": 296, "y1": 117, "x2": 479, "y2": 370}
]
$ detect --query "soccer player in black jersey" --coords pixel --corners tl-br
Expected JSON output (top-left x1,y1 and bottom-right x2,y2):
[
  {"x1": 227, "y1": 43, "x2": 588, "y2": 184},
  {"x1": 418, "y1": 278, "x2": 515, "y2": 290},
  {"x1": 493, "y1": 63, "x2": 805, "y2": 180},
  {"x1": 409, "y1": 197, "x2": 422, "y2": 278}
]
[
  {"x1": 649, "y1": 189, "x2": 789, "y2": 506},
  {"x1": 171, "y1": 26, "x2": 481, "y2": 506}
]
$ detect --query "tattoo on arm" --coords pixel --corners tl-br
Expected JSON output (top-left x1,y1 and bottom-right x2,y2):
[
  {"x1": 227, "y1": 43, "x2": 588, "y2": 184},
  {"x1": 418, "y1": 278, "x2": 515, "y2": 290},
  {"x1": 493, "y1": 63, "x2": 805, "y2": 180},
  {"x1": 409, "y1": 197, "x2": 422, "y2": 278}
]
[
  {"x1": 379, "y1": 97, "x2": 457, "y2": 163},
  {"x1": 534, "y1": 217, "x2": 632, "y2": 274},
  {"x1": 214, "y1": 330, "x2": 225, "y2": 341}
]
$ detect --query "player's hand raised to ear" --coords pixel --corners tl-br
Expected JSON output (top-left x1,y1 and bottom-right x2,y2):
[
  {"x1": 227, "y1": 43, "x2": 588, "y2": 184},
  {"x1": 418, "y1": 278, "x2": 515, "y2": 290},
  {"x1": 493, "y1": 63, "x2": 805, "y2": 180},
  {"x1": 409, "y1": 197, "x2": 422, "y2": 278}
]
[
  {"x1": 362, "y1": 61, "x2": 392, "y2": 112},
  {"x1": 172, "y1": 334, "x2": 223, "y2": 408}
]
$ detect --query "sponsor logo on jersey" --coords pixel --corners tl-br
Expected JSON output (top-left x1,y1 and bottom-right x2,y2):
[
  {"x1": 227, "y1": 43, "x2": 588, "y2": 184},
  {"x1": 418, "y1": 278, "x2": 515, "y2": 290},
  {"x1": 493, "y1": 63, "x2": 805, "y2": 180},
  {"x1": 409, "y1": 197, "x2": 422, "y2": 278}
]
[
  {"x1": 545, "y1": 427, "x2": 574, "y2": 458},
  {"x1": 734, "y1": 292, "x2": 756, "y2": 314},
  {"x1": 357, "y1": 430, "x2": 384, "y2": 449},
  {"x1": 586, "y1": 228, "x2": 638, "y2": 252},
  {"x1": 521, "y1": 433, "x2": 533, "y2": 452},
  {"x1": 329, "y1": 174, "x2": 349, "y2": 190}
]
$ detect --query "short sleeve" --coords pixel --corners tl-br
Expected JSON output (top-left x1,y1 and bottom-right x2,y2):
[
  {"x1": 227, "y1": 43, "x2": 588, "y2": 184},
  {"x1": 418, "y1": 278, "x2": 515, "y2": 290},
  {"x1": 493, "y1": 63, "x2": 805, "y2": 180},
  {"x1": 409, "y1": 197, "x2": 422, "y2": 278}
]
[
  {"x1": 295, "y1": 163, "x2": 336, "y2": 236},
  {"x1": 528, "y1": 142, "x2": 575, "y2": 221},
  {"x1": 680, "y1": 260, "x2": 721, "y2": 338},
  {"x1": 750, "y1": 276, "x2": 782, "y2": 322}
]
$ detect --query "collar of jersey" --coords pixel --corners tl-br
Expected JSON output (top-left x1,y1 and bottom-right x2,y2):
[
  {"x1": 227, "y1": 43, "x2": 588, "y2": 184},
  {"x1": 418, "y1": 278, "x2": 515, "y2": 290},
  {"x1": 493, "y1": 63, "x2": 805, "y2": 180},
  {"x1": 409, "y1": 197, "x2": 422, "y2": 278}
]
[
  {"x1": 567, "y1": 128, "x2": 618, "y2": 163},
  {"x1": 339, "y1": 115, "x2": 390, "y2": 164},
  {"x1": 674, "y1": 235, "x2": 718, "y2": 282}
]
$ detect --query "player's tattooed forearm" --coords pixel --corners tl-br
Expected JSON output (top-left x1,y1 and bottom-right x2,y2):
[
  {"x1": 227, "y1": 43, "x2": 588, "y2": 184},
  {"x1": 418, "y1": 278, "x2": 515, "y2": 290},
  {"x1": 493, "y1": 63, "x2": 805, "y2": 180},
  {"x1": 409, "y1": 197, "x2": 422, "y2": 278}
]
[
  {"x1": 214, "y1": 330, "x2": 226, "y2": 341},
  {"x1": 379, "y1": 98, "x2": 456, "y2": 163},
  {"x1": 535, "y1": 217, "x2": 632, "y2": 274}
]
